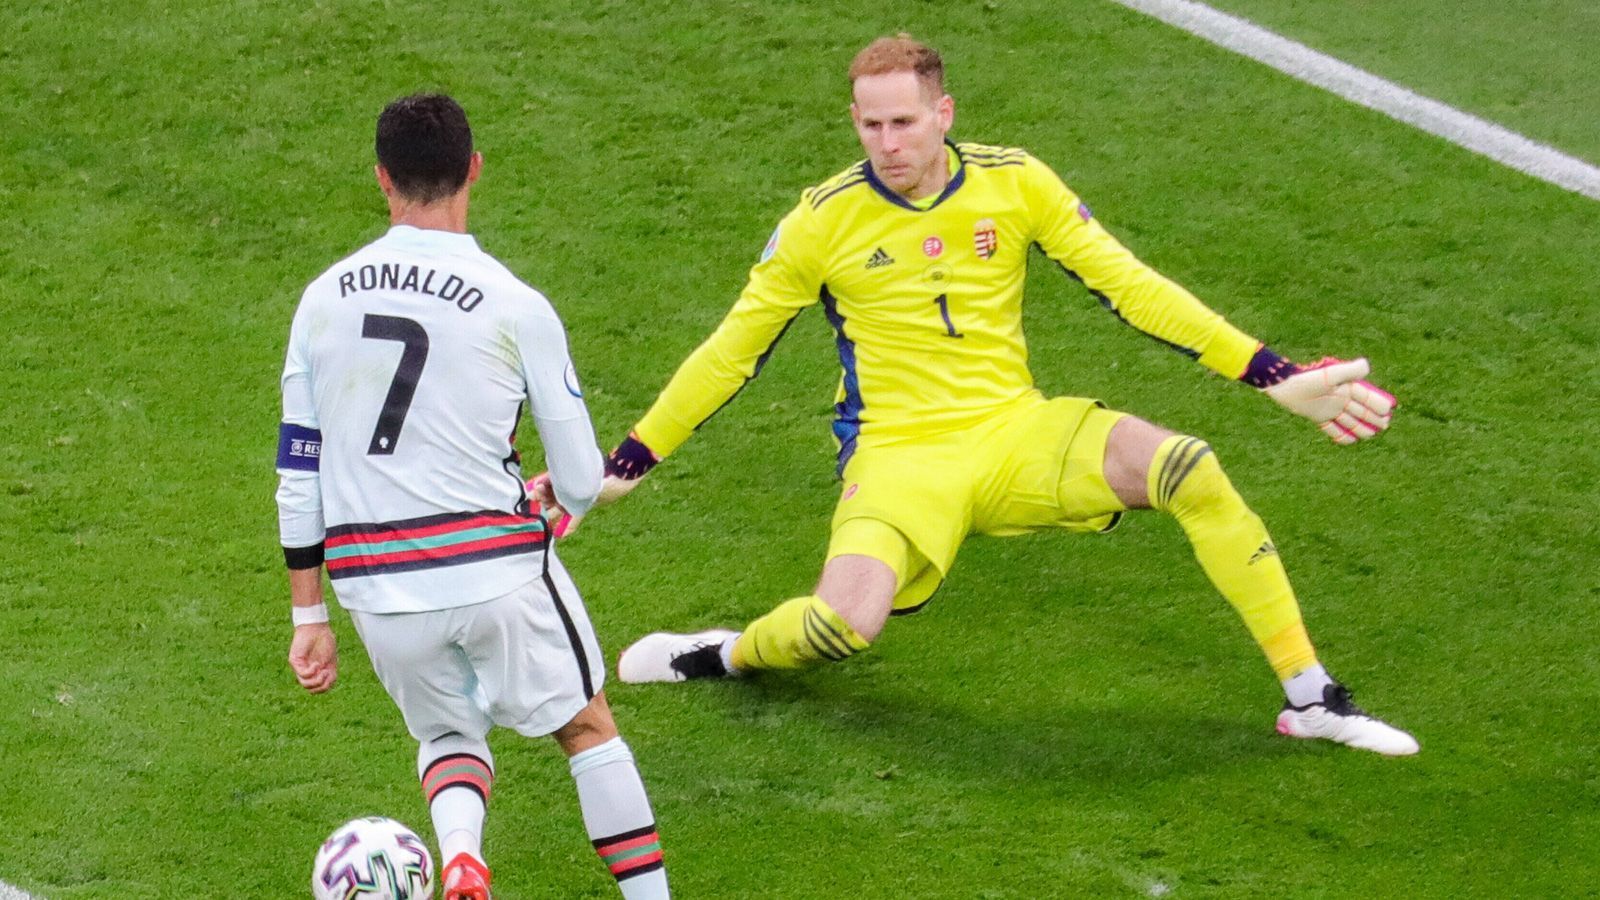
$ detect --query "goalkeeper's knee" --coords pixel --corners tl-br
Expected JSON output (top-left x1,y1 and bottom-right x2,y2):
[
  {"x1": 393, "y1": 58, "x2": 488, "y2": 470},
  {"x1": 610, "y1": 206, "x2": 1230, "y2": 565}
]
[
  {"x1": 1147, "y1": 435, "x2": 1271, "y2": 567},
  {"x1": 731, "y1": 595, "x2": 871, "y2": 671}
]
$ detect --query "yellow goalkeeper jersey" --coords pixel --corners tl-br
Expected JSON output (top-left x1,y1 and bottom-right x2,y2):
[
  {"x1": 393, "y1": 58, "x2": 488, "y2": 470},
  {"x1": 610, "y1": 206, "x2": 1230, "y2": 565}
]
[{"x1": 633, "y1": 141, "x2": 1260, "y2": 463}]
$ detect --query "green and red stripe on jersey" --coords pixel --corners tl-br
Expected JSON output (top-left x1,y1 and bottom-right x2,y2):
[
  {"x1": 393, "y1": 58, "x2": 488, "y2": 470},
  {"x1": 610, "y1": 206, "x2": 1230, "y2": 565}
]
[
  {"x1": 324, "y1": 510, "x2": 547, "y2": 580},
  {"x1": 592, "y1": 824, "x2": 663, "y2": 881},
  {"x1": 422, "y1": 753, "x2": 493, "y2": 805}
]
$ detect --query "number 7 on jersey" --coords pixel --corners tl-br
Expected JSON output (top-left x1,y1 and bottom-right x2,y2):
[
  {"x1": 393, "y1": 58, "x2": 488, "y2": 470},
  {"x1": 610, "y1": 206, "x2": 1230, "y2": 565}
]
[{"x1": 361, "y1": 314, "x2": 429, "y2": 455}]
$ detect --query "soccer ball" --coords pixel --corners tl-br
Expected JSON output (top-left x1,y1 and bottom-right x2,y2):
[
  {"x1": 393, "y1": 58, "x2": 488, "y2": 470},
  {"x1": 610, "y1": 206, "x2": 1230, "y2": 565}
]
[{"x1": 311, "y1": 816, "x2": 433, "y2": 900}]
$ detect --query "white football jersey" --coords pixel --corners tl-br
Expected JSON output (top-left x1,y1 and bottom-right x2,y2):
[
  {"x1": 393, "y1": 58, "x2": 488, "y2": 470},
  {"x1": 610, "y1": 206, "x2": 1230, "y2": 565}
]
[{"x1": 276, "y1": 225, "x2": 602, "y2": 613}]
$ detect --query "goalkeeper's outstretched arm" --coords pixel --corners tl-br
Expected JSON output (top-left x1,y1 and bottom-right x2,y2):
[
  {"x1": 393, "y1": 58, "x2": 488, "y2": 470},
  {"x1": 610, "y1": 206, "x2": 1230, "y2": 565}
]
[{"x1": 1025, "y1": 160, "x2": 1395, "y2": 444}]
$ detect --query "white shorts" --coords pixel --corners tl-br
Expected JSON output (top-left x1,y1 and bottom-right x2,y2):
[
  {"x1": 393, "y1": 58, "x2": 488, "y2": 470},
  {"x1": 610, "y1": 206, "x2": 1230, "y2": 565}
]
[{"x1": 349, "y1": 555, "x2": 605, "y2": 741}]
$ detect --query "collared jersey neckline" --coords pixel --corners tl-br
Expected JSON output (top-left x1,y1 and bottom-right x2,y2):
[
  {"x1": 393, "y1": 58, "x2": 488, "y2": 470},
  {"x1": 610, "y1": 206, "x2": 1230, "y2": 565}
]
[{"x1": 862, "y1": 141, "x2": 967, "y2": 213}]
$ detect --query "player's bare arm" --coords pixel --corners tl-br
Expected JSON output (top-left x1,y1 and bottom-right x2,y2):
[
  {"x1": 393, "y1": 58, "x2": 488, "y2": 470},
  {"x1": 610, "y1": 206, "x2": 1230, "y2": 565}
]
[
  {"x1": 277, "y1": 322, "x2": 336, "y2": 693},
  {"x1": 282, "y1": 558, "x2": 338, "y2": 696},
  {"x1": 285, "y1": 556, "x2": 337, "y2": 693}
]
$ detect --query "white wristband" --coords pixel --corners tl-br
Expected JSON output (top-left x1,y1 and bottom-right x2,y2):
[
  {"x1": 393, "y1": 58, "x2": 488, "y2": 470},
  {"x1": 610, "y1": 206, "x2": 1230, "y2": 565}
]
[{"x1": 291, "y1": 603, "x2": 330, "y2": 627}]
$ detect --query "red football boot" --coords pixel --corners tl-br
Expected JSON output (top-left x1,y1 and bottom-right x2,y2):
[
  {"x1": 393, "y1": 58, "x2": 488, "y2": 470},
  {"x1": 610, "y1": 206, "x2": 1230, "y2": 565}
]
[{"x1": 440, "y1": 852, "x2": 492, "y2": 900}]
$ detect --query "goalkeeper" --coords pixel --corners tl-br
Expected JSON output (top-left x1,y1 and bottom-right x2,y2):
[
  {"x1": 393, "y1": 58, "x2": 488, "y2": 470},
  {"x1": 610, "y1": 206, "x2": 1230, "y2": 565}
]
[{"x1": 545, "y1": 34, "x2": 1416, "y2": 754}]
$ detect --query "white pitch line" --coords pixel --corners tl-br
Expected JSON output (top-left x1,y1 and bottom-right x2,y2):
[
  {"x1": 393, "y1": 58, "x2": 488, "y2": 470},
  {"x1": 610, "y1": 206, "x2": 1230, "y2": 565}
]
[
  {"x1": 0, "y1": 883, "x2": 38, "y2": 900},
  {"x1": 1109, "y1": 0, "x2": 1600, "y2": 201}
]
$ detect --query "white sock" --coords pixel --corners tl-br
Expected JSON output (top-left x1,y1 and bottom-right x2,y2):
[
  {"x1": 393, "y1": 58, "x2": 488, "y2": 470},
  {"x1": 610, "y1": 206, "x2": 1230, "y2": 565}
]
[
  {"x1": 433, "y1": 791, "x2": 486, "y2": 863},
  {"x1": 418, "y1": 737, "x2": 493, "y2": 867},
  {"x1": 569, "y1": 737, "x2": 669, "y2": 899},
  {"x1": 1283, "y1": 663, "x2": 1334, "y2": 707},
  {"x1": 719, "y1": 636, "x2": 739, "y2": 673}
]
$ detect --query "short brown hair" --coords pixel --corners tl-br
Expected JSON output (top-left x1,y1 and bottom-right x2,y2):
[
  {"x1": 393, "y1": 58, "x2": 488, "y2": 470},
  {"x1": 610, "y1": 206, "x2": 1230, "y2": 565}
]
[{"x1": 848, "y1": 33, "x2": 944, "y2": 97}]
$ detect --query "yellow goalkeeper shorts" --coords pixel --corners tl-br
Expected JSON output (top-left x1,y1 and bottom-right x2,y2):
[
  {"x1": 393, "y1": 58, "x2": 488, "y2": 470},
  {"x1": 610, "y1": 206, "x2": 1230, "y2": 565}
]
[{"x1": 827, "y1": 394, "x2": 1127, "y2": 613}]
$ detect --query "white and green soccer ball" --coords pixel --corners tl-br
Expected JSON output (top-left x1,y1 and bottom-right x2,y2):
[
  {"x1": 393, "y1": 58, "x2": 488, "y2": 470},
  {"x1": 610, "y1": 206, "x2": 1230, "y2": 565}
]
[{"x1": 311, "y1": 816, "x2": 433, "y2": 900}]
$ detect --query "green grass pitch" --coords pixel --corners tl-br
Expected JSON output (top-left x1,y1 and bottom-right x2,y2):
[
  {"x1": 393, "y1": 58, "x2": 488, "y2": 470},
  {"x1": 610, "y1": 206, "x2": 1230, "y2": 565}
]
[{"x1": 2, "y1": 1, "x2": 1597, "y2": 896}]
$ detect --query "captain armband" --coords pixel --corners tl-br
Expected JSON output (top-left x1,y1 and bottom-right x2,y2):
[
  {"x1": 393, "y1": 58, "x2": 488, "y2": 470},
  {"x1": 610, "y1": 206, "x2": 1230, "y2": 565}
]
[{"x1": 276, "y1": 422, "x2": 323, "y2": 471}]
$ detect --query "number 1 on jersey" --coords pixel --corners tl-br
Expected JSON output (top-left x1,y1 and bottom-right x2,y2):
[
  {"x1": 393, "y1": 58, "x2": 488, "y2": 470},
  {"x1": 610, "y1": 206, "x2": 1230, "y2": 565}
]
[
  {"x1": 362, "y1": 314, "x2": 430, "y2": 455},
  {"x1": 933, "y1": 293, "x2": 964, "y2": 339}
]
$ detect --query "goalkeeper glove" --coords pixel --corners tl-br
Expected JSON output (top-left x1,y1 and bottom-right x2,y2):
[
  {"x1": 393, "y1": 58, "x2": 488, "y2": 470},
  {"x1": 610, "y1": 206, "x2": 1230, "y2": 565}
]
[
  {"x1": 1246, "y1": 347, "x2": 1396, "y2": 445},
  {"x1": 527, "y1": 433, "x2": 660, "y2": 537}
]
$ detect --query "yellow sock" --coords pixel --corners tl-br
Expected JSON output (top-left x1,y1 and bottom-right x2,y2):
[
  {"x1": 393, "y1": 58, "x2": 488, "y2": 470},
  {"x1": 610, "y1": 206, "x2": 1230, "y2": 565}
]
[
  {"x1": 730, "y1": 595, "x2": 870, "y2": 671},
  {"x1": 1149, "y1": 435, "x2": 1317, "y2": 680}
]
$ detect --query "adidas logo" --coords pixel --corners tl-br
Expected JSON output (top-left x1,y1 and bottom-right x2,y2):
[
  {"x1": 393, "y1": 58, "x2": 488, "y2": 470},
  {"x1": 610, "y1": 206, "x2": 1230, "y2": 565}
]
[
  {"x1": 865, "y1": 247, "x2": 895, "y2": 269},
  {"x1": 1248, "y1": 540, "x2": 1278, "y2": 565}
]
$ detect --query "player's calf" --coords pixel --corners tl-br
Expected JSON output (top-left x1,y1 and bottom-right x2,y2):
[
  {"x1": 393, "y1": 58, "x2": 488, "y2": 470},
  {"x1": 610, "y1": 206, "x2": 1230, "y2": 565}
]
[
  {"x1": 569, "y1": 737, "x2": 670, "y2": 898},
  {"x1": 419, "y1": 736, "x2": 494, "y2": 887},
  {"x1": 1147, "y1": 435, "x2": 1318, "y2": 682},
  {"x1": 1146, "y1": 436, "x2": 1419, "y2": 755}
]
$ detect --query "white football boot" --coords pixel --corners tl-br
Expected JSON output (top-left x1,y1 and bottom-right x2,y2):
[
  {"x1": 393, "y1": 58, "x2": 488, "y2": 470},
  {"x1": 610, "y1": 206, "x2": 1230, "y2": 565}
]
[
  {"x1": 617, "y1": 629, "x2": 741, "y2": 683},
  {"x1": 1276, "y1": 683, "x2": 1419, "y2": 756}
]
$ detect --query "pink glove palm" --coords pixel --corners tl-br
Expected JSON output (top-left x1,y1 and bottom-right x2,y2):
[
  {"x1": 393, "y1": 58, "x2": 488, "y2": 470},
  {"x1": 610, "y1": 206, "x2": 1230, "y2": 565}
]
[{"x1": 1265, "y1": 357, "x2": 1396, "y2": 444}]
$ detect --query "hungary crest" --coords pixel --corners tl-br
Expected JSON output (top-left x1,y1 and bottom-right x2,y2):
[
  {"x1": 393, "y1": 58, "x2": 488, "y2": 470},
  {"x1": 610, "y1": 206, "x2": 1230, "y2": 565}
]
[{"x1": 973, "y1": 218, "x2": 997, "y2": 260}]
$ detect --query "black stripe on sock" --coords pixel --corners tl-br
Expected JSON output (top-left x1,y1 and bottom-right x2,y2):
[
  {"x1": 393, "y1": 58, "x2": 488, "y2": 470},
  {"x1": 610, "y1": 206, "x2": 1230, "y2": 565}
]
[
  {"x1": 615, "y1": 859, "x2": 666, "y2": 881},
  {"x1": 803, "y1": 608, "x2": 851, "y2": 660},
  {"x1": 1169, "y1": 438, "x2": 1207, "y2": 506},
  {"x1": 430, "y1": 781, "x2": 487, "y2": 805},
  {"x1": 807, "y1": 607, "x2": 859, "y2": 655},
  {"x1": 1154, "y1": 437, "x2": 1192, "y2": 508},
  {"x1": 1159, "y1": 437, "x2": 1203, "y2": 507},
  {"x1": 591, "y1": 823, "x2": 659, "y2": 849},
  {"x1": 1165, "y1": 444, "x2": 1214, "y2": 502},
  {"x1": 803, "y1": 618, "x2": 847, "y2": 661},
  {"x1": 802, "y1": 614, "x2": 847, "y2": 661}
]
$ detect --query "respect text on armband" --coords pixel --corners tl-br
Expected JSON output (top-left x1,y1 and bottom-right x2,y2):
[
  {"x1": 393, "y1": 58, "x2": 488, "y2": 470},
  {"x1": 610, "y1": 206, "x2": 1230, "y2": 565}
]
[{"x1": 277, "y1": 423, "x2": 323, "y2": 471}]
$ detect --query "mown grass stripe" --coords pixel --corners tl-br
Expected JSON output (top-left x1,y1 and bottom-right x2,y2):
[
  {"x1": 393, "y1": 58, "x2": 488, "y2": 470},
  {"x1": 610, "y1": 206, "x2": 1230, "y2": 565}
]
[{"x1": 1110, "y1": 0, "x2": 1600, "y2": 200}]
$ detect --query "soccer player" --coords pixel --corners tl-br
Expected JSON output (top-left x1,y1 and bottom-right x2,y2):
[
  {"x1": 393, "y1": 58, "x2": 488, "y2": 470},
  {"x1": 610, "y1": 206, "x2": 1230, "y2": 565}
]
[
  {"x1": 562, "y1": 36, "x2": 1417, "y2": 755},
  {"x1": 276, "y1": 95, "x2": 670, "y2": 900}
]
